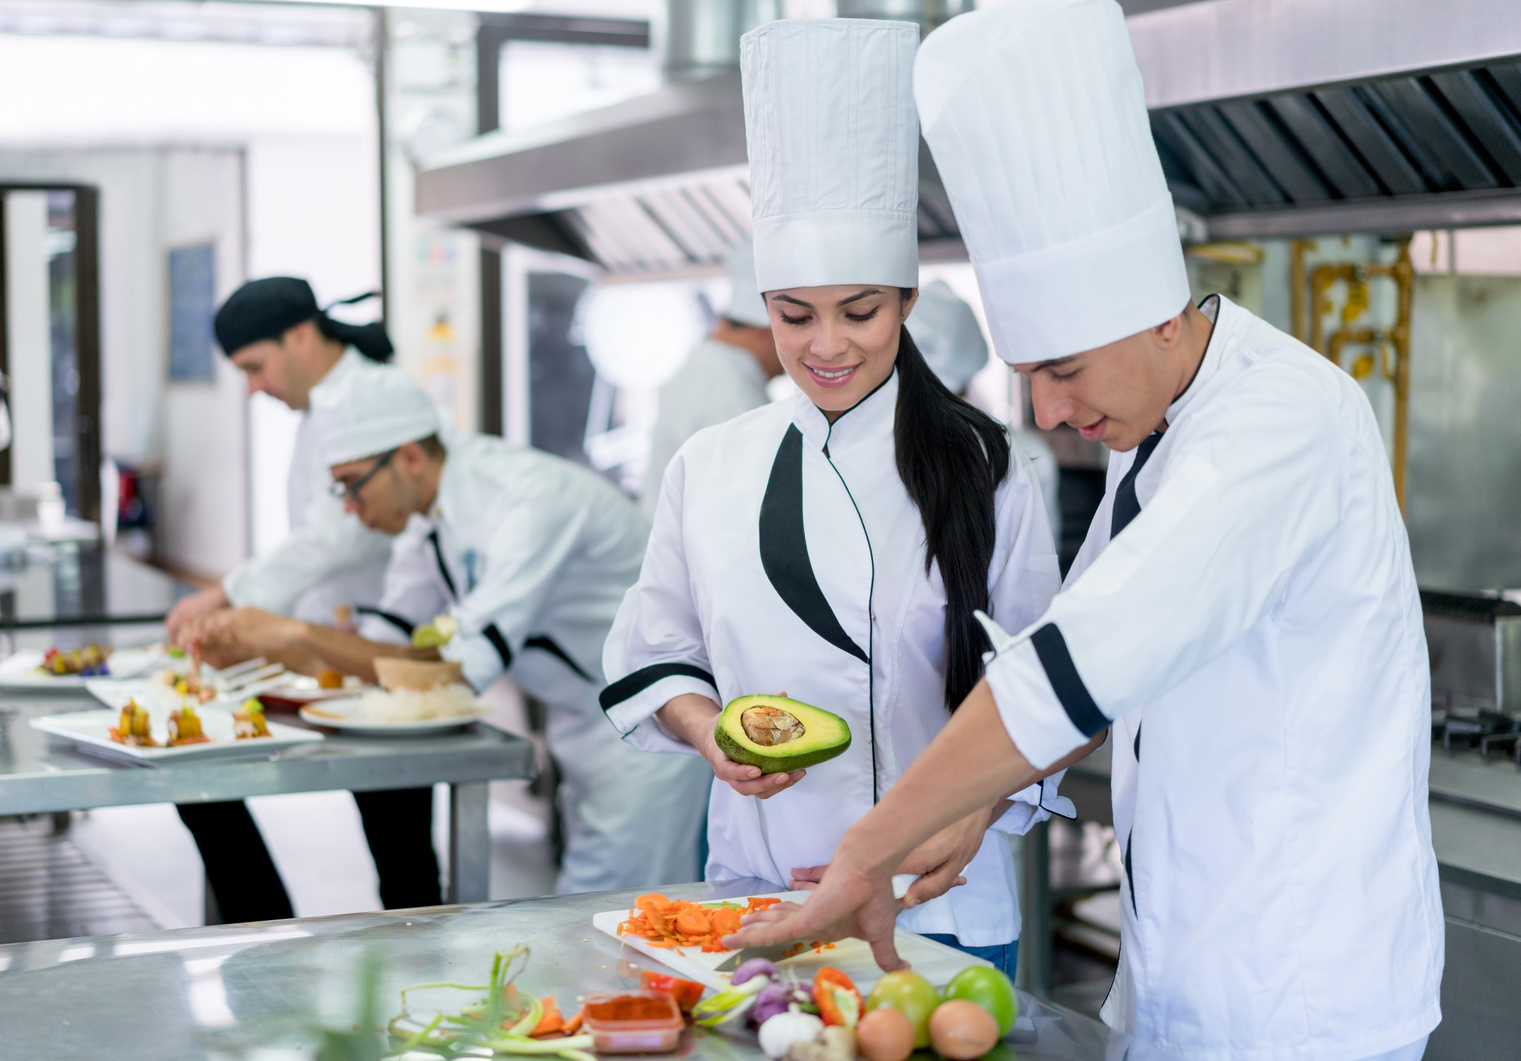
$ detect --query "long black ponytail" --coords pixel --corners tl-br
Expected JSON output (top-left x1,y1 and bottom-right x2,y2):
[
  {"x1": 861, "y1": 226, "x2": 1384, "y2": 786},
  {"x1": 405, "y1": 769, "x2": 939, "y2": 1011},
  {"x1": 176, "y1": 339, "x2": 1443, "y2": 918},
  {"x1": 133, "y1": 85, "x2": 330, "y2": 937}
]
[{"x1": 893, "y1": 311, "x2": 1010, "y2": 713}]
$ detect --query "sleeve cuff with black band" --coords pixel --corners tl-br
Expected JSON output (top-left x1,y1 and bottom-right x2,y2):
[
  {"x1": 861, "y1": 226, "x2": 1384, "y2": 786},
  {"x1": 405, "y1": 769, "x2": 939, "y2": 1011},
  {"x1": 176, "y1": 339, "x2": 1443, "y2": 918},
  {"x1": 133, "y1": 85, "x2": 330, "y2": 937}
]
[{"x1": 984, "y1": 625, "x2": 1097, "y2": 770}]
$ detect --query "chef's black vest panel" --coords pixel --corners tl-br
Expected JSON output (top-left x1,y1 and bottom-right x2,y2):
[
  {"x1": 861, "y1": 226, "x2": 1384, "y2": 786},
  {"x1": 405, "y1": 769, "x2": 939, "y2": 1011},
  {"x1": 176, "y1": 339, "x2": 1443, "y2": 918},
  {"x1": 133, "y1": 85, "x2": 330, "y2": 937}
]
[
  {"x1": 759, "y1": 425, "x2": 871, "y2": 664},
  {"x1": 1033, "y1": 429, "x2": 1165, "y2": 739}
]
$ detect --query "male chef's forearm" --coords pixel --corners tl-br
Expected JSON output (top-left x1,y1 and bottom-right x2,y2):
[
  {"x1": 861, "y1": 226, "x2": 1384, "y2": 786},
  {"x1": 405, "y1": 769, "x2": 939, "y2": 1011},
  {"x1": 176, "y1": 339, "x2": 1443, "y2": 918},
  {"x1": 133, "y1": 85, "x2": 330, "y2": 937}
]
[
  {"x1": 292, "y1": 623, "x2": 433, "y2": 684},
  {"x1": 838, "y1": 680, "x2": 1102, "y2": 878}
]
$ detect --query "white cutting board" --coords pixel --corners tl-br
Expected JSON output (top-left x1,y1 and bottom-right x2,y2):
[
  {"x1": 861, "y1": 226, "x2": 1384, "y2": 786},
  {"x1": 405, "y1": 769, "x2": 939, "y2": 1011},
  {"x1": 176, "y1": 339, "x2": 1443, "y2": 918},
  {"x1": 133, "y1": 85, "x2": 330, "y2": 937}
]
[{"x1": 592, "y1": 891, "x2": 990, "y2": 994}]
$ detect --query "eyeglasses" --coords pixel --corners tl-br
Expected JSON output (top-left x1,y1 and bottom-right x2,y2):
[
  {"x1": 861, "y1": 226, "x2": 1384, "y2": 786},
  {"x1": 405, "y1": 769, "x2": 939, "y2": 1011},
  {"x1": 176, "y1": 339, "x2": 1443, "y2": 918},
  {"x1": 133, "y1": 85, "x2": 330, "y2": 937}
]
[{"x1": 329, "y1": 448, "x2": 398, "y2": 502}]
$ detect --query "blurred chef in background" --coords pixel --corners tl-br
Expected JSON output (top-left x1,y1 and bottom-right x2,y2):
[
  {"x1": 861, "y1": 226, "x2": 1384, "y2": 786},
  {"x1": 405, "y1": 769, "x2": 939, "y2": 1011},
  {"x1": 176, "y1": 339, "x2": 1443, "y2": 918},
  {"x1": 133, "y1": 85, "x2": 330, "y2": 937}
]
[
  {"x1": 641, "y1": 240, "x2": 782, "y2": 515},
  {"x1": 167, "y1": 277, "x2": 441, "y2": 921},
  {"x1": 198, "y1": 368, "x2": 713, "y2": 894},
  {"x1": 166, "y1": 278, "x2": 394, "y2": 637},
  {"x1": 907, "y1": 279, "x2": 1062, "y2": 544}
]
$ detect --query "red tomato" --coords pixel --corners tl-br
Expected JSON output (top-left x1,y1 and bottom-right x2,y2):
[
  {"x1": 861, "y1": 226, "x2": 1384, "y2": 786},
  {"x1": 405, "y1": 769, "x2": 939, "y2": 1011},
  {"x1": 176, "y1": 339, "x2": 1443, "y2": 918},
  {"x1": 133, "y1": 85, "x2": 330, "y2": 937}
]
[{"x1": 813, "y1": 967, "x2": 863, "y2": 1028}]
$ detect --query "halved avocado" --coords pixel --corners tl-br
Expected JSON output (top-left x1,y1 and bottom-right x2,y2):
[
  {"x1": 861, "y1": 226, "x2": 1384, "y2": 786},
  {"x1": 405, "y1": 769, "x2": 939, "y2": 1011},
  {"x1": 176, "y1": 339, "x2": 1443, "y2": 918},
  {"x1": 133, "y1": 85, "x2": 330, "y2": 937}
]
[{"x1": 713, "y1": 695, "x2": 851, "y2": 774}]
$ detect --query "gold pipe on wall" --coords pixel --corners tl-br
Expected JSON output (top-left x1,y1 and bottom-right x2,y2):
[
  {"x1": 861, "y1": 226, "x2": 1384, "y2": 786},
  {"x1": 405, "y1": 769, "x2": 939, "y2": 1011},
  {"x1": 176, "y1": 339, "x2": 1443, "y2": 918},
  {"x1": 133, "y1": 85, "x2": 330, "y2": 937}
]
[{"x1": 1301, "y1": 241, "x2": 1414, "y2": 512}]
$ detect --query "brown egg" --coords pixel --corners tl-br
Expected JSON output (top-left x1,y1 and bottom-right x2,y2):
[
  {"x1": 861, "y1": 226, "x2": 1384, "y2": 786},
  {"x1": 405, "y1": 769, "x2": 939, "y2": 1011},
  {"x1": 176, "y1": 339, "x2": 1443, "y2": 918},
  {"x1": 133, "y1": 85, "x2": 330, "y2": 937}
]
[
  {"x1": 855, "y1": 1005, "x2": 915, "y2": 1061},
  {"x1": 928, "y1": 1000, "x2": 1000, "y2": 1060}
]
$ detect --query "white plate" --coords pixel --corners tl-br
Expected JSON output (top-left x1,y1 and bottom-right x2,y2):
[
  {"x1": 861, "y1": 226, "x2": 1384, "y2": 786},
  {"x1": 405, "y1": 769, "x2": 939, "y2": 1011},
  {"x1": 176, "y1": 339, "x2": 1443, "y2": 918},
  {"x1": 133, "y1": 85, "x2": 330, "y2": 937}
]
[
  {"x1": 0, "y1": 646, "x2": 167, "y2": 690},
  {"x1": 592, "y1": 891, "x2": 990, "y2": 994},
  {"x1": 29, "y1": 705, "x2": 324, "y2": 765},
  {"x1": 256, "y1": 676, "x2": 370, "y2": 706},
  {"x1": 298, "y1": 695, "x2": 490, "y2": 735}
]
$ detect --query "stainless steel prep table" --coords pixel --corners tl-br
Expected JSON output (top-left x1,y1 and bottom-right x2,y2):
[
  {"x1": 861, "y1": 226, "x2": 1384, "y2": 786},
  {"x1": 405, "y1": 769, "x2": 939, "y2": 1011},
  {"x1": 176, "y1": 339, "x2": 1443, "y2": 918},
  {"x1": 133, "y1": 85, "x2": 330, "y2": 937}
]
[
  {"x1": 0, "y1": 692, "x2": 536, "y2": 903},
  {"x1": 0, "y1": 880, "x2": 1122, "y2": 1060}
]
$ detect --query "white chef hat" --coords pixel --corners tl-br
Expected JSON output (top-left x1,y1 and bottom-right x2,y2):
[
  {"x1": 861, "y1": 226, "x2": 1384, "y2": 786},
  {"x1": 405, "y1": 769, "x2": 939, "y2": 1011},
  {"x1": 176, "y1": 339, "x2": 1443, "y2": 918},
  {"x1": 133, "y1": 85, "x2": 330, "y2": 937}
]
[
  {"x1": 741, "y1": 18, "x2": 920, "y2": 293},
  {"x1": 906, "y1": 279, "x2": 989, "y2": 394},
  {"x1": 915, "y1": 0, "x2": 1190, "y2": 364},
  {"x1": 316, "y1": 361, "x2": 442, "y2": 467},
  {"x1": 722, "y1": 239, "x2": 769, "y2": 327}
]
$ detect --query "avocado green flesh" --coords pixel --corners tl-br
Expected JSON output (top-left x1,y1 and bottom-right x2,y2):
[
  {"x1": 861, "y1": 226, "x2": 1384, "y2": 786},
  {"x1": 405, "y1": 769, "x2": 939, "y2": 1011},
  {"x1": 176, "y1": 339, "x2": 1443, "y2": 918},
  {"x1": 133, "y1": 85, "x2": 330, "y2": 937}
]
[{"x1": 713, "y1": 695, "x2": 851, "y2": 773}]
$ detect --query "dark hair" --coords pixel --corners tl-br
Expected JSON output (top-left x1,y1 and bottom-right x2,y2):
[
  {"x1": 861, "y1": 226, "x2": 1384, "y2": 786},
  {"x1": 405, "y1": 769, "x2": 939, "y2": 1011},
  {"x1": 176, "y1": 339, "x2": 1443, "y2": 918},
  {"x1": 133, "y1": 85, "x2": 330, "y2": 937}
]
[
  {"x1": 415, "y1": 434, "x2": 447, "y2": 459},
  {"x1": 313, "y1": 315, "x2": 394, "y2": 363},
  {"x1": 216, "y1": 278, "x2": 394, "y2": 363},
  {"x1": 894, "y1": 299, "x2": 1011, "y2": 712}
]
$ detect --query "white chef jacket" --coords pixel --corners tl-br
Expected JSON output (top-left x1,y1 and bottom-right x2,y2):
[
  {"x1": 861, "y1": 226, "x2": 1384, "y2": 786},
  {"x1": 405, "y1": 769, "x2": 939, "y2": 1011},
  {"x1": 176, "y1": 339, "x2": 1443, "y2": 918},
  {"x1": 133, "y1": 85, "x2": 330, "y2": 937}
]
[
  {"x1": 604, "y1": 370, "x2": 1071, "y2": 946},
  {"x1": 984, "y1": 297, "x2": 1443, "y2": 1059},
  {"x1": 224, "y1": 348, "x2": 394, "y2": 623},
  {"x1": 359, "y1": 430, "x2": 714, "y2": 894},
  {"x1": 641, "y1": 338, "x2": 772, "y2": 517}
]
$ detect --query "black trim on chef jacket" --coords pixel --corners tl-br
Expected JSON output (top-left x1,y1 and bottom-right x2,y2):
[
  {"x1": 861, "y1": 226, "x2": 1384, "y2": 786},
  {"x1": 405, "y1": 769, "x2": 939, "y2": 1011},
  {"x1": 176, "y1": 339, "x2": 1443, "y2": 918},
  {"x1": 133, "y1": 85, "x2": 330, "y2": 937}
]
[
  {"x1": 525, "y1": 636, "x2": 594, "y2": 682},
  {"x1": 483, "y1": 623, "x2": 513, "y2": 669},
  {"x1": 1030, "y1": 624, "x2": 1108, "y2": 738},
  {"x1": 758, "y1": 395, "x2": 881, "y2": 800},
  {"x1": 759, "y1": 425, "x2": 871, "y2": 665},
  {"x1": 600, "y1": 662, "x2": 719, "y2": 712},
  {"x1": 355, "y1": 606, "x2": 416, "y2": 637},
  {"x1": 428, "y1": 529, "x2": 459, "y2": 599}
]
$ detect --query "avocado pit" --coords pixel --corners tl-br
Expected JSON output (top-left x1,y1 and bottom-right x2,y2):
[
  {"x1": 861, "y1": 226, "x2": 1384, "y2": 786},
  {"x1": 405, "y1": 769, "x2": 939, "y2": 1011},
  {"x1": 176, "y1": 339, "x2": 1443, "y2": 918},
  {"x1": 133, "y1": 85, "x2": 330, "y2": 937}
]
[{"x1": 742, "y1": 705, "x2": 805, "y2": 746}]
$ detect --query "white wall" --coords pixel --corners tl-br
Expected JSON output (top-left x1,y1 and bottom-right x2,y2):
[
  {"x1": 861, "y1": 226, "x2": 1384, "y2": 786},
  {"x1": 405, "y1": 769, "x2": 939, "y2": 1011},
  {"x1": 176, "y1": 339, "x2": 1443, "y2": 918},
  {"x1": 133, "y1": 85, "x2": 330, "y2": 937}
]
[
  {"x1": 2, "y1": 191, "x2": 54, "y2": 488},
  {"x1": 0, "y1": 32, "x2": 380, "y2": 573},
  {"x1": 0, "y1": 147, "x2": 250, "y2": 576}
]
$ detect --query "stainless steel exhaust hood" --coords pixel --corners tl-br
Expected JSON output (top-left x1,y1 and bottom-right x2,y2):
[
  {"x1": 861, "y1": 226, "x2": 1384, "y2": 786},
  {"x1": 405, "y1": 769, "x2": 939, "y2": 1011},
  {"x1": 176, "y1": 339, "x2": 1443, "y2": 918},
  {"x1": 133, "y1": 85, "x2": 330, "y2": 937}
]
[{"x1": 418, "y1": 0, "x2": 1521, "y2": 276}]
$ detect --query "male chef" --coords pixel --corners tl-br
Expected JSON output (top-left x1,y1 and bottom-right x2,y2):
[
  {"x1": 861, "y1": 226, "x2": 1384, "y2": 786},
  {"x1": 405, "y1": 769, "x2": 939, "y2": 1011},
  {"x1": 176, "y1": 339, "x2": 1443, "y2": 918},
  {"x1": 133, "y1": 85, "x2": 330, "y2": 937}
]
[
  {"x1": 168, "y1": 277, "x2": 439, "y2": 920},
  {"x1": 727, "y1": 3, "x2": 1443, "y2": 1060},
  {"x1": 641, "y1": 239, "x2": 782, "y2": 515},
  {"x1": 199, "y1": 367, "x2": 713, "y2": 893}
]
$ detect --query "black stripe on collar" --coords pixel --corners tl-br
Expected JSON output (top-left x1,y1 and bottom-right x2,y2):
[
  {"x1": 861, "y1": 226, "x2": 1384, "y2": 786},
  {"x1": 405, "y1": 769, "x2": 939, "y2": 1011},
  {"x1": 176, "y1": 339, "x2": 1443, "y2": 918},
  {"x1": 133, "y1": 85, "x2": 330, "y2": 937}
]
[
  {"x1": 600, "y1": 661, "x2": 717, "y2": 713},
  {"x1": 1030, "y1": 623, "x2": 1108, "y2": 738},
  {"x1": 759, "y1": 425, "x2": 870, "y2": 664}
]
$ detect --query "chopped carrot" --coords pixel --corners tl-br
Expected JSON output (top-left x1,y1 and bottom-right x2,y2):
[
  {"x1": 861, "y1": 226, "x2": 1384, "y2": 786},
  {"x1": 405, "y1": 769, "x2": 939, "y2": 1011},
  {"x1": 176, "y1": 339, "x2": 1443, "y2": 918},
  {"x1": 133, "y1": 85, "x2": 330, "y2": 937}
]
[
  {"x1": 562, "y1": 1008, "x2": 584, "y2": 1034},
  {"x1": 530, "y1": 996, "x2": 564, "y2": 1037},
  {"x1": 617, "y1": 893, "x2": 782, "y2": 952}
]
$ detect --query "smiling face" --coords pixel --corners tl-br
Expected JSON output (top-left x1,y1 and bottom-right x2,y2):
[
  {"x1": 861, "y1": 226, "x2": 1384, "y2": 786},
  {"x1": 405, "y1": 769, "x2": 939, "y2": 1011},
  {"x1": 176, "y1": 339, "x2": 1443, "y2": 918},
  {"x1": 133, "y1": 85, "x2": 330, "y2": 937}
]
[
  {"x1": 767, "y1": 285, "x2": 917, "y2": 416},
  {"x1": 1014, "y1": 308, "x2": 1205, "y2": 453}
]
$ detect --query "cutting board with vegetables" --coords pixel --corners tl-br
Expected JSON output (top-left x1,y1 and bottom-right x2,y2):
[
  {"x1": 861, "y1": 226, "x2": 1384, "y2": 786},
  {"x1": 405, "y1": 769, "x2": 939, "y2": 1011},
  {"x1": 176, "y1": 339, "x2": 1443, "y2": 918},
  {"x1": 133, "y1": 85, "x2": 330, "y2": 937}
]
[{"x1": 591, "y1": 891, "x2": 989, "y2": 995}]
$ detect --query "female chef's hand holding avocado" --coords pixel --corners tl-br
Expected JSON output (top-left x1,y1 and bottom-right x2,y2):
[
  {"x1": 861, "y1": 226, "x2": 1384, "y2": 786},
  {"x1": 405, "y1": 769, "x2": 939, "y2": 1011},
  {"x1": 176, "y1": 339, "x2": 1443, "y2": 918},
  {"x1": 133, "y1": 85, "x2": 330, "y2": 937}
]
[{"x1": 663, "y1": 691, "x2": 849, "y2": 800}]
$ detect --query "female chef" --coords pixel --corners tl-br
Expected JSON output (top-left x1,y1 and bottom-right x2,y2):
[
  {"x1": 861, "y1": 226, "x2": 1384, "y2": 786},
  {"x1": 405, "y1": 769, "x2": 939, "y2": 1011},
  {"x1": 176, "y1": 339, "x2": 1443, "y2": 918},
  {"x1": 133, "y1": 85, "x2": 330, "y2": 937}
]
[
  {"x1": 729, "y1": 3, "x2": 1443, "y2": 1059},
  {"x1": 601, "y1": 17, "x2": 1097, "y2": 974}
]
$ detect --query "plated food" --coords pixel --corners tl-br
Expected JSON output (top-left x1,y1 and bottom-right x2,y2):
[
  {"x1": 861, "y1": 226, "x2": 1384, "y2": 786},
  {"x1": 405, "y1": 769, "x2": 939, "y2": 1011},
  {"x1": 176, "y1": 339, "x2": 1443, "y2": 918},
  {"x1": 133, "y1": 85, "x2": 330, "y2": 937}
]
[
  {"x1": 41, "y1": 643, "x2": 112, "y2": 676},
  {"x1": 108, "y1": 701, "x2": 157, "y2": 747},
  {"x1": 298, "y1": 683, "x2": 488, "y2": 734}
]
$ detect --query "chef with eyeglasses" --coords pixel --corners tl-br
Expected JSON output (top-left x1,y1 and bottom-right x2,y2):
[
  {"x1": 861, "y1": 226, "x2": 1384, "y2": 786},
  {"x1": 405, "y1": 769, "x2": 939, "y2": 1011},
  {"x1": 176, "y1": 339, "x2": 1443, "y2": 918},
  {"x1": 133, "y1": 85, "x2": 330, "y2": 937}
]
[
  {"x1": 198, "y1": 367, "x2": 714, "y2": 894},
  {"x1": 167, "y1": 276, "x2": 443, "y2": 921},
  {"x1": 725, "y1": 3, "x2": 1443, "y2": 1059}
]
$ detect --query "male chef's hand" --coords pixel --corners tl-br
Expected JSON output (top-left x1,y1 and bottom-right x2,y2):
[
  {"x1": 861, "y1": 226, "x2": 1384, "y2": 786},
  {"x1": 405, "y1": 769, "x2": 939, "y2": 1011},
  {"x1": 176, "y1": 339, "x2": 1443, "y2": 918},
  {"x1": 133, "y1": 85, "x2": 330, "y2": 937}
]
[
  {"x1": 786, "y1": 806, "x2": 987, "y2": 902},
  {"x1": 723, "y1": 858, "x2": 907, "y2": 972},
  {"x1": 166, "y1": 586, "x2": 230, "y2": 646},
  {"x1": 188, "y1": 607, "x2": 320, "y2": 672}
]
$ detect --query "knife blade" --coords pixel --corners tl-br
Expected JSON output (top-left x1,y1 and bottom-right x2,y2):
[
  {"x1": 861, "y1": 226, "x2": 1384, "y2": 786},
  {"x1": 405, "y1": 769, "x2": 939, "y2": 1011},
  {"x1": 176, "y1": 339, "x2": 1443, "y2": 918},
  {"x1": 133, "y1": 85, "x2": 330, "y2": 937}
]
[{"x1": 714, "y1": 942, "x2": 800, "y2": 973}]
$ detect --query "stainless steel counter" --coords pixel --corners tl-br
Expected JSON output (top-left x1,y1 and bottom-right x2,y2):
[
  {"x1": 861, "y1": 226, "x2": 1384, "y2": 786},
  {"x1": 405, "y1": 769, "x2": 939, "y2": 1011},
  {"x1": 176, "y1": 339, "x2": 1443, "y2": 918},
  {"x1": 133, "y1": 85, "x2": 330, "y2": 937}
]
[
  {"x1": 0, "y1": 543, "x2": 189, "y2": 628},
  {"x1": 0, "y1": 692, "x2": 537, "y2": 902},
  {"x1": 0, "y1": 881, "x2": 1121, "y2": 1060}
]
